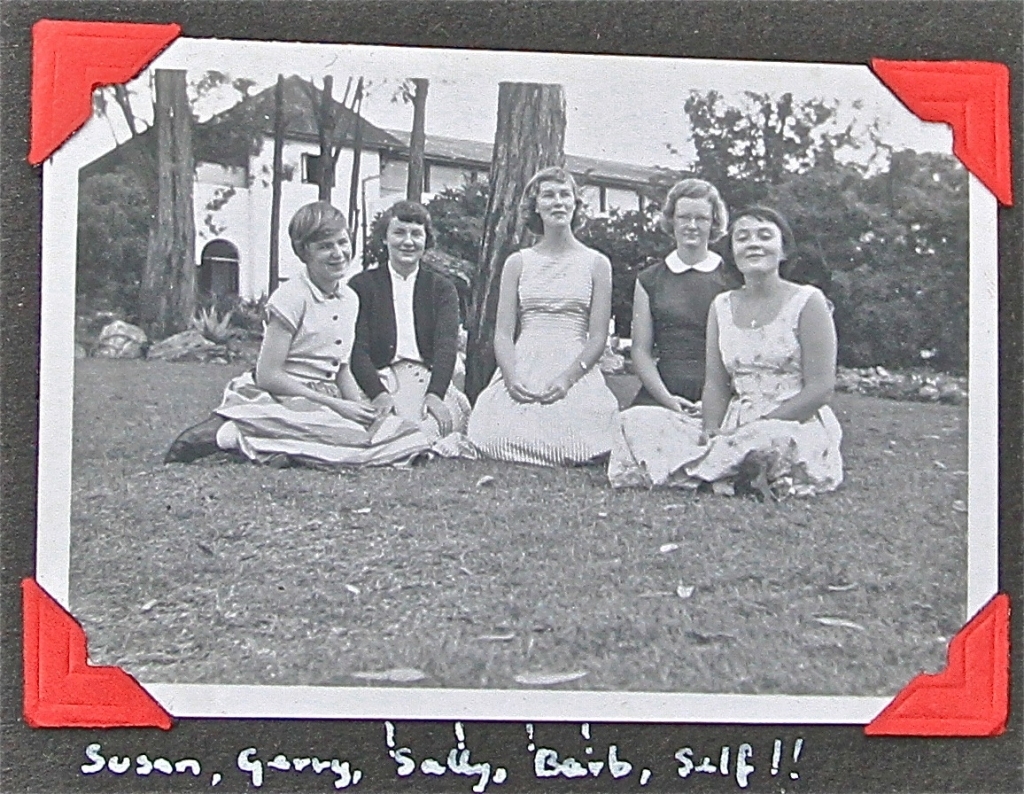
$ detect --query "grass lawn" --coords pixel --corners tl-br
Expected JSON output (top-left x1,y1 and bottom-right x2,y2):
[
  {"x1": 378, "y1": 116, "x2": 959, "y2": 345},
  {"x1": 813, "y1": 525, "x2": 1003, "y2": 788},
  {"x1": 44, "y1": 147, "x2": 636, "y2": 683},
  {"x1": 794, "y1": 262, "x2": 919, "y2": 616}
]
[{"x1": 68, "y1": 358, "x2": 968, "y2": 695}]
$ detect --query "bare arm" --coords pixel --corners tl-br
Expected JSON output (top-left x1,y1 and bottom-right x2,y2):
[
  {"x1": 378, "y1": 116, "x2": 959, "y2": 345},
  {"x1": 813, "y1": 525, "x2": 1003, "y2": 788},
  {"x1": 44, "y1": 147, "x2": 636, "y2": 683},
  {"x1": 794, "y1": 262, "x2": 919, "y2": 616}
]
[
  {"x1": 492, "y1": 252, "x2": 522, "y2": 381},
  {"x1": 492, "y1": 252, "x2": 540, "y2": 403},
  {"x1": 255, "y1": 316, "x2": 375, "y2": 424},
  {"x1": 571, "y1": 252, "x2": 613, "y2": 375},
  {"x1": 701, "y1": 307, "x2": 732, "y2": 434},
  {"x1": 336, "y1": 363, "x2": 366, "y2": 402},
  {"x1": 763, "y1": 290, "x2": 837, "y2": 422}
]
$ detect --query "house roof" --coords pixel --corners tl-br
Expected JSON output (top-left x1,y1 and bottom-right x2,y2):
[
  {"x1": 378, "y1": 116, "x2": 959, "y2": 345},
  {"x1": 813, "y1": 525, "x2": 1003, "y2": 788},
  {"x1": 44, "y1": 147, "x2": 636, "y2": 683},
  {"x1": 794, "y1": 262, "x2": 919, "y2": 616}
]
[
  {"x1": 79, "y1": 76, "x2": 671, "y2": 192},
  {"x1": 203, "y1": 75, "x2": 403, "y2": 151},
  {"x1": 382, "y1": 129, "x2": 666, "y2": 189},
  {"x1": 79, "y1": 75, "x2": 405, "y2": 178}
]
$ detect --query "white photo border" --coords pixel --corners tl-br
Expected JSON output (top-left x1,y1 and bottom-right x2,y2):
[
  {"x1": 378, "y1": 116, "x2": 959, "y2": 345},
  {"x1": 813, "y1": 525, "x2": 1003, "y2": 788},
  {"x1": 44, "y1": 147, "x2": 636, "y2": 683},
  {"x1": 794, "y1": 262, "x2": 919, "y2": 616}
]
[{"x1": 35, "y1": 40, "x2": 1000, "y2": 725}]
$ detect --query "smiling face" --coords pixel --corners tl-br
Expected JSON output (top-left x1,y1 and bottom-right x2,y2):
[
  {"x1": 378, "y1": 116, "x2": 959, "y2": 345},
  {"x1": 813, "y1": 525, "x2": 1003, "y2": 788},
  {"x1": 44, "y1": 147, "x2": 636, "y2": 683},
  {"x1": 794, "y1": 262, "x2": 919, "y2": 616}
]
[
  {"x1": 672, "y1": 196, "x2": 715, "y2": 254},
  {"x1": 301, "y1": 228, "x2": 352, "y2": 292},
  {"x1": 535, "y1": 179, "x2": 576, "y2": 230},
  {"x1": 731, "y1": 215, "x2": 786, "y2": 277},
  {"x1": 386, "y1": 217, "x2": 428, "y2": 273}
]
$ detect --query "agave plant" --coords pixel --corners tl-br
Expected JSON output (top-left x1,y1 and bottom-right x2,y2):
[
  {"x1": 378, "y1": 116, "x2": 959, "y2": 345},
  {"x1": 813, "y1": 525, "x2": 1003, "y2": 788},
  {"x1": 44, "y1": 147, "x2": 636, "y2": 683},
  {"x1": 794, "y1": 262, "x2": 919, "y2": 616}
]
[{"x1": 192, "y1": 306, "x2": 235, "y2": 344}]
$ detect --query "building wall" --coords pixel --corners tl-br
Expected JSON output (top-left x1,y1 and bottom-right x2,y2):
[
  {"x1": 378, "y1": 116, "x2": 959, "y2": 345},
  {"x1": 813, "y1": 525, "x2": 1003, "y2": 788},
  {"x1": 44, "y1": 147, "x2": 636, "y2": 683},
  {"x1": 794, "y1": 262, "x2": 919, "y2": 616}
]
[
  {"x1": 372, "y1": 156, "x2": 480, "y2": 217},
  {"x1": 194, "y1": 136, "x2": 384, "y2": 300}
]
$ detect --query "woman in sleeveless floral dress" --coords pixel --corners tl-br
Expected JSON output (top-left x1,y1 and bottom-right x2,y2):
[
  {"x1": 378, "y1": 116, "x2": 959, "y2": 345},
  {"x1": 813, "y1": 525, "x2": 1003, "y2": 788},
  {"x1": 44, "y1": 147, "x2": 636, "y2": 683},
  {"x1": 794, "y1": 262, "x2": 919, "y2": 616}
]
[
  {"x1": 467, "y1": 167, "x2": 620, "y2": 466},
  {"x1": 609, "y1": 206, "x2": 843, "y2": 496}
]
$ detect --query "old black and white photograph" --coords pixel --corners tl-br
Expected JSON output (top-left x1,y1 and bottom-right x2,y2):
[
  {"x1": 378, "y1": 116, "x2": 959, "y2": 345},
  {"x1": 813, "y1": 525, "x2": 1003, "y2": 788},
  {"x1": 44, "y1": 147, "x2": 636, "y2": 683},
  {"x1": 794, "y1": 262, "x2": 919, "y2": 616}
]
[{"x1": 36, "y1": 38, "x2": 997, "y2": 723}]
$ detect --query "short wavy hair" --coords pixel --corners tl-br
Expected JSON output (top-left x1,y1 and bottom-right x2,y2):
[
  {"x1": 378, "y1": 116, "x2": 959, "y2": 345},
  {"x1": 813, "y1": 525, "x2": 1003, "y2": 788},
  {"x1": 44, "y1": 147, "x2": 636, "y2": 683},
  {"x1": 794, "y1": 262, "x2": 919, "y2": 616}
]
[
  {"x1": 729, "y1": 205, "x2": 796, "y2": 260},
  {"x1": 519, "y1": 166, "x2": 586, "y2": 235},
  {"x1": 288, "y1": 201, "x2": 350, "y2": 261},
  {"x1": 377, "y1": 199, "x2": 435, "y2": 250},
  {"x1": 658, "y1": 178, "x2": 729, "y2": 242}
]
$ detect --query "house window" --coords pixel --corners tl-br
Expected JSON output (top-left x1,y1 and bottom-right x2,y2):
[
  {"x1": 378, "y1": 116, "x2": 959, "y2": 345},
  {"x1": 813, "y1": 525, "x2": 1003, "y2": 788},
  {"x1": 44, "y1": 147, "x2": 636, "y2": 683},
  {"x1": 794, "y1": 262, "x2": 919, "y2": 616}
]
[
  {"x1": 301, "y1": 152, "x2": 330, "y2": 185},
  {"x1": 605, "y1": 187, "x2": 638, "y2": 212},
  {"x1": 427, "y1": 164, "x2": 478, "y2": 195},
  {"x1": 379, "y1": 158, "x2": 408, "y2": 195},
  {"x1": 580, "y1": 185, "x2": 603, "y2": 214}
]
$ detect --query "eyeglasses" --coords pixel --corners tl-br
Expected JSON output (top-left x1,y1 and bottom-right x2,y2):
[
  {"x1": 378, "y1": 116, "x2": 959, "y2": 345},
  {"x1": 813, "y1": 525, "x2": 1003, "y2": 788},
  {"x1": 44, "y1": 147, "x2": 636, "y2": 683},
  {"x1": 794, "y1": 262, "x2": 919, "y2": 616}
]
[{"x1": 674, "y1": 214, "x2": 713, "y2": 225}]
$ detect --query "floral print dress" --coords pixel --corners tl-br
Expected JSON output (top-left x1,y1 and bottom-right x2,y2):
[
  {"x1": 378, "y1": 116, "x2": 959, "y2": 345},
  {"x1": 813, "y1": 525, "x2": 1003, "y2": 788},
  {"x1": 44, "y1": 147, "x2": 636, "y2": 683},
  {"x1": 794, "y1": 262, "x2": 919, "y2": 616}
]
[{"x1": 609, "y1": 284, "x2": 843, "y2": 495}]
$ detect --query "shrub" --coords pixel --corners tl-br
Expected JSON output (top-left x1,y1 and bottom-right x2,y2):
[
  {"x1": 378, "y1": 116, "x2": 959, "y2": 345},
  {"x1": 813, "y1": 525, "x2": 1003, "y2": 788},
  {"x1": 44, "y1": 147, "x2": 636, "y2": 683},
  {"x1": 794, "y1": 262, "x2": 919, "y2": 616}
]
[
  {"x1": 76, "y1": 166, "x2": 153, "y2": 322},
  {"x1": 577, "y1": 204, "x2": 675, "y2": 337},
  {"x1": 192, "y1": 306, "x2": 235, "y2": 344}
]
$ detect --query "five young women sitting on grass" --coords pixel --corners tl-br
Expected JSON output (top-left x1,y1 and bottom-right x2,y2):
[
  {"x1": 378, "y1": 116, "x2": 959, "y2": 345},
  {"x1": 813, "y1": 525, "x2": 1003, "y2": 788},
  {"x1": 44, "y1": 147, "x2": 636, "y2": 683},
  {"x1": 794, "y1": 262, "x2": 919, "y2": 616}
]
[{"x1": 167, "y1": 171, "x2": 843, "y2": 498}]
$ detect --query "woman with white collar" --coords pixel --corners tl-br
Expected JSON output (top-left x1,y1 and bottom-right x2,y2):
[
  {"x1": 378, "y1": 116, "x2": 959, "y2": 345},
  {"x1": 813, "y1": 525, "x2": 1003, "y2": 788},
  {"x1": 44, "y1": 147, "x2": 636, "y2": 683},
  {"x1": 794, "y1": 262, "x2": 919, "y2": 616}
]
[
  {"x1": 629, "y1": 178, "x2": 735, "y2": 409},
  {"x1": 608, "y1": 178, "x2": 735, "y2": 486}
]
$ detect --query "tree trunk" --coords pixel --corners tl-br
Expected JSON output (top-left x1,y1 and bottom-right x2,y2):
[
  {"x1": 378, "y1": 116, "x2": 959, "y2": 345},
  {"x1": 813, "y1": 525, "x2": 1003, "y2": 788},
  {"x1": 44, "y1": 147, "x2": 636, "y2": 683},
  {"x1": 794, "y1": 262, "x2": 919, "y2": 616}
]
[
  {"x1": 464, "y1": 82, "x2": 566, "y2": 402},
  {"x1": 347, "y1": 78, "x2": 365, "y2": 234},
  {"x1": 406, "y1": 78, "x2": 429, "y2": 201},
  {"x1": 140, "y1": 69, "x2": 196, "y2": 340},
  {"x1": 268, "y1": 74, "x2": 286, "y2": 295},
  {"x1": 317, "y1": 76, "x2": 336, "y2": 202}
]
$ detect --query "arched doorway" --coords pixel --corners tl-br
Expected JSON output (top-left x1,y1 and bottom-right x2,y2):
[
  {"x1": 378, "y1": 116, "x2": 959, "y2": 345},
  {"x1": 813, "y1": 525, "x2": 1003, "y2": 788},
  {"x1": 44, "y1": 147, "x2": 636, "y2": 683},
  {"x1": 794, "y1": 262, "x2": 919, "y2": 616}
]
[{"x1": 198, "y1": 240, "x2": 240, "y2": 298}]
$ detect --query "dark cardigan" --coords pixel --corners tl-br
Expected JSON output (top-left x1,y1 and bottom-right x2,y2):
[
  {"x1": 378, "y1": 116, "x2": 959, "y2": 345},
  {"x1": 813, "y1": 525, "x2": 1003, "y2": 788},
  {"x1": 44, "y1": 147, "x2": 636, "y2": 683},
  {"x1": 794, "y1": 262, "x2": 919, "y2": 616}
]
[{"x1": 348, "y1": 264, "x2": 460, "y2": 399}]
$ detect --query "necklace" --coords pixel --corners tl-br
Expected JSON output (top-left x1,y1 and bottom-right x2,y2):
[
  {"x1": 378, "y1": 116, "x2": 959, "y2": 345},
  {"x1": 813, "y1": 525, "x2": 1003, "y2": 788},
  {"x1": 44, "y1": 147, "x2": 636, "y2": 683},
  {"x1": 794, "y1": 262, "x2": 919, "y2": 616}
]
[{"x1": 737, "y1": 285, "x2": 786, "y2": 329}]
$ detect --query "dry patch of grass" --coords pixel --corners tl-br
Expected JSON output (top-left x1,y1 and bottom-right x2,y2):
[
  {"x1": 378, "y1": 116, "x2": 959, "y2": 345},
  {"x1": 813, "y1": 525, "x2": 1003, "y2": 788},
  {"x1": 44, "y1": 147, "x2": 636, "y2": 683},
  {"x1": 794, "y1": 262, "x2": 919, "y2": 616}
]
[{"x1": 69, "y1": 359, "x2": 968, "y2": 695}]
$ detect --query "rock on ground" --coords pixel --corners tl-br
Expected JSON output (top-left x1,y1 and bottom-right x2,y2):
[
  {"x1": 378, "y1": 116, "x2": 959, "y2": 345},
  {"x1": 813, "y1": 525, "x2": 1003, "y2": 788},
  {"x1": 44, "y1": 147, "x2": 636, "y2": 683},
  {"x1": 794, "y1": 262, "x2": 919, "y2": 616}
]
[
  {"x1": 835, "y1": 365, "x2": 967, "y2": 405},
  {"x1": 147, "y1": 329, "x2": 260, "y2": 365},
  {"x1": 93, "y1": 321, "x2": 147, "y2": 359},
  {"x1": 147, "y1": 329, "x2": 220, "y2": 362}
]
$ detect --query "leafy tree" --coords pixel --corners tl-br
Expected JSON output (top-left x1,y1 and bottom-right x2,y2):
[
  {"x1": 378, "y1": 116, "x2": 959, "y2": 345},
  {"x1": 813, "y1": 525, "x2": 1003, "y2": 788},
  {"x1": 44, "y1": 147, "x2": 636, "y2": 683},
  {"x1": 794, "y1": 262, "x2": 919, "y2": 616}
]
[
  {"x1": 683, "y1": 90, "x2": 859, "y2": 210},
  {"x1": 577, "y1": 203, "x2": 675, "y2": 337},
  {"x1": 83, "y1": 70, "x2": 264, "y2": 336},
  {"x1": 77, "y1": 166, "x2": 153, "y2": 321},
  {"x1": 683, "y1": 89, "x2": 968, "y2": 373},
  {"x1": 427, "y1": 180, "x2": 490, "y2": 265},
  {"x1": 764, "y1": 152, "x2": 968, "y2": 372}
]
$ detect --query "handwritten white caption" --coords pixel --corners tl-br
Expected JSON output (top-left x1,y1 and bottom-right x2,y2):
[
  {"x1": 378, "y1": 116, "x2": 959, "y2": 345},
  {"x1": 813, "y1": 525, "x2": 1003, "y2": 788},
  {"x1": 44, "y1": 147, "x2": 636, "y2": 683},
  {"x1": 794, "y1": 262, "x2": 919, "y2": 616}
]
[
  {"x1": 80, "y1": 743, "x2": 362, "y2": 789},
  {"x1": 81, "y1": 725, "x2": 805, "y2": 790}
]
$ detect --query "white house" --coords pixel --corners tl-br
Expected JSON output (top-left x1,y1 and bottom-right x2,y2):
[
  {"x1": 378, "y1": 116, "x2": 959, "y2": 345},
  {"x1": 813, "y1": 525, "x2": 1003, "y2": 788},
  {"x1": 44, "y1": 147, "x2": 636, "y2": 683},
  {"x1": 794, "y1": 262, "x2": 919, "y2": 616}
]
[{"x1": 82, "y1": 76, "x2": 667, "y2": 302}]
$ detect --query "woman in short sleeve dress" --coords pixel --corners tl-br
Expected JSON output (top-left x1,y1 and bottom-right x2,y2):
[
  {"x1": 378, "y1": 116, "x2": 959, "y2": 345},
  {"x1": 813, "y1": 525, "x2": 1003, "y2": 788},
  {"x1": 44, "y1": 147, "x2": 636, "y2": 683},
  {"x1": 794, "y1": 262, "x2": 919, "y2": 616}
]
[{"x1": 164, "y1": 202, "x2": 431, "y2": 467}]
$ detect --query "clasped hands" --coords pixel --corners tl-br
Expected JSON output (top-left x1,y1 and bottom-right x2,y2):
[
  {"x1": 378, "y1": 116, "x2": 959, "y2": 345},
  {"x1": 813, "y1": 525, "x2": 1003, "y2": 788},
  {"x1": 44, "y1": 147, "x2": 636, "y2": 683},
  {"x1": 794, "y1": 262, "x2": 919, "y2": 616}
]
[
  {"x1": 506, "y1": 372, "x2": 574, "y2": 405},
  {"x1": 370, "y1": 390, "x2": 454, "y2": 436},
  {"x1": 322, "y1": 396, "x2": 377, "y2": 425},
  {"x1": 662, "y1": 394, "x2": 701, "y2": 417}
]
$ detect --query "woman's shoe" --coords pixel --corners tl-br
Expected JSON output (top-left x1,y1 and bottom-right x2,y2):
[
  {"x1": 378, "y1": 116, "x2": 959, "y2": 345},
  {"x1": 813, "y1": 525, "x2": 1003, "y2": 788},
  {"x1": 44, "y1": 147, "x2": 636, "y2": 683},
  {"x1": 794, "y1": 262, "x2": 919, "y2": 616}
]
[{"x1": 164, "y1": 416, "x2": 226, "y2": 463}]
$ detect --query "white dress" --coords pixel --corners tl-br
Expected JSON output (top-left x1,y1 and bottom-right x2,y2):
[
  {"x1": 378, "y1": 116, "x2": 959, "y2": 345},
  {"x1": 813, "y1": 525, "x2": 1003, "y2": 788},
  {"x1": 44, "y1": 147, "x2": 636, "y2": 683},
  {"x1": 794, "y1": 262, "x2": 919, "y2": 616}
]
[
  {"x1": 467, "y1": 247, "x2": 620, "y2": 466},
  {"x1": 609, "y1": 284, "x2": 843, "y2": 495}
]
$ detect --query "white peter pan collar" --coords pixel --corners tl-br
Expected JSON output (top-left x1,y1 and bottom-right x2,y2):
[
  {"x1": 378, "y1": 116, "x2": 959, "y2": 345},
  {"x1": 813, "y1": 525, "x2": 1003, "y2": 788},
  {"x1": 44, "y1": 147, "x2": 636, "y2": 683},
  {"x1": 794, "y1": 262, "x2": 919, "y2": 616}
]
[{"x1": 665, "y1": 250, "x2": 722, "y2": 274}]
